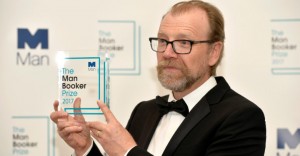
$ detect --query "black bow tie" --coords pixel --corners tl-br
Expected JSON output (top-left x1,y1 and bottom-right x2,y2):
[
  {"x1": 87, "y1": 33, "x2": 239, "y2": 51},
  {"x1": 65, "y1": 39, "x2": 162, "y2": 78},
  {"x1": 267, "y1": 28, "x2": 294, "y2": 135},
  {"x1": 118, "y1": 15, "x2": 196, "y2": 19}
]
[{"x1": 156, "y1": 96, "x2": 189, "y2": 117}]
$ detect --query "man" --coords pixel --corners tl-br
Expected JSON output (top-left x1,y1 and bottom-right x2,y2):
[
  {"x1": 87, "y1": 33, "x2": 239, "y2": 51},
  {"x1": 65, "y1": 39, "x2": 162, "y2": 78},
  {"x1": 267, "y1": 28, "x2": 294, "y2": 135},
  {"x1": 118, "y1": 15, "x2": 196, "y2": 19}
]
[{"x1": 50, "y1": 0, "x2": 266, "y2": 155}]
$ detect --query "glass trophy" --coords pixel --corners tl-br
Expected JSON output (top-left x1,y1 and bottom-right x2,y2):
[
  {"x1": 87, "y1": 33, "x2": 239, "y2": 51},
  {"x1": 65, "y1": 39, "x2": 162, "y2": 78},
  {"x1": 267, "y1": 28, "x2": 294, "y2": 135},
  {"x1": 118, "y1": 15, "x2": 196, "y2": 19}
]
[{"x1": 56, "y1": 51, "x2": 110, "y2": 121}]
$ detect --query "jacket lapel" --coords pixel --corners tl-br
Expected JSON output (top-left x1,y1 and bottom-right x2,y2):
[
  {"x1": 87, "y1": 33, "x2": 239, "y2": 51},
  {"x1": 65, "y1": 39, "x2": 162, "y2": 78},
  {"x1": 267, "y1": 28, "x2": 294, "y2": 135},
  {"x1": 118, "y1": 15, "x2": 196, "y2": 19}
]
[
  {"x1": 162, "y1": 77, "x2": 230, "y2": 155},
  {"x1": 162, "y1": 98, "x2": 210, "y2": 156},
  {"x1": 138, "y1": 95, "x2": 169, "y2": 149},
  {"x1": 139, "y1": 110, "x2": 163, "y2": 149}
]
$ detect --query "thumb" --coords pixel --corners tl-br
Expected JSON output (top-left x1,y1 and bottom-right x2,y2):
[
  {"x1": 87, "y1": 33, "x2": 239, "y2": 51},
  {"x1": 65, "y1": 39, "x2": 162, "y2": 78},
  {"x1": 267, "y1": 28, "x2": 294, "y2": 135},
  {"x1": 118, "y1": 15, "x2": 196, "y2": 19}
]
[
  {"x1": 97, "y1": 100, "x2": 116, "y2": 123},
  {"x1": 73, "y1": 97, "x2": 85, "y2": 122}
]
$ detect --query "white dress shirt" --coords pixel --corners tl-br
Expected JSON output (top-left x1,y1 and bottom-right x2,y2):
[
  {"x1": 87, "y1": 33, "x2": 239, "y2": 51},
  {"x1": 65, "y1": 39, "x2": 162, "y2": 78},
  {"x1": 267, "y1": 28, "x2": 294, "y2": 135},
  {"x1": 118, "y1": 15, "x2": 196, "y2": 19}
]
[{"x1": 147, "y1": 76, "x2": 217, "y2": 156}]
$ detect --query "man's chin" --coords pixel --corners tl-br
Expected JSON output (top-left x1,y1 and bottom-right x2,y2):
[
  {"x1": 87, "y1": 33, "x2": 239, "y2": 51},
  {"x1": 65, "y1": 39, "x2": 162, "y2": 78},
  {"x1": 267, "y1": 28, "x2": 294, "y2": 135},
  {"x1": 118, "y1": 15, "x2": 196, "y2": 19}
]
[{"x1": 158, "y1": 77, "x2": 187, "y2": 92}]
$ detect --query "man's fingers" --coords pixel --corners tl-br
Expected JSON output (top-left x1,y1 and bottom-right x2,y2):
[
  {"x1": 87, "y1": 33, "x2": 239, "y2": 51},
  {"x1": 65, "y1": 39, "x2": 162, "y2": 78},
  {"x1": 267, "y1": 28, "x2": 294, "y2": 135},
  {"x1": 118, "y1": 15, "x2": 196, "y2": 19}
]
[
  {"x1": 53, "y1": 100, "x2": 59, "y2": 111},
  {"x1": 57, "y1": 120, "x2": 82, "y2": 131},
  {"x1": 97, "y1": 100, "x2": 116, "y2": 123},
  {"x1": 73, "y1": 97, "x2": 85, "y2": 122},
  {"x1": 50, "y1": 111, "x2": 68, "y2": 123},
  {"x1": 87, "y1": 121, "x2": 105, "y2": 129},
  {"x1": 90, "y1": 128, "x2": 103, "y2": 139},
  {"x1": 58, "y1": 124, "x2": 83, "y2": 138},
  {"x1": 73, "y1": 97, "x2": 82, "y2": 114}
]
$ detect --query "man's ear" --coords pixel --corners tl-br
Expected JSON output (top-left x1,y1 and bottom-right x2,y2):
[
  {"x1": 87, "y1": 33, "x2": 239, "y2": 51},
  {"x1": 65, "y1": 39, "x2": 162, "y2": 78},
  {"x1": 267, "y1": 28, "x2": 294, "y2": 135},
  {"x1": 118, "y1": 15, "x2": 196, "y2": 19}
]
[{"x1": 208, "y1": 41, "x2": 223, "y2": 66}]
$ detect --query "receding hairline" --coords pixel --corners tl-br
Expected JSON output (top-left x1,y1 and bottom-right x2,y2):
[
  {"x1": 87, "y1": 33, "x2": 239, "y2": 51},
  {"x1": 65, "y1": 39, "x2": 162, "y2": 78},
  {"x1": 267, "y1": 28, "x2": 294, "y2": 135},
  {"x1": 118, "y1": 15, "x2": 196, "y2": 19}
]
[{"x1": 162, "y1": 0, "x2": 225, "y2": 42}]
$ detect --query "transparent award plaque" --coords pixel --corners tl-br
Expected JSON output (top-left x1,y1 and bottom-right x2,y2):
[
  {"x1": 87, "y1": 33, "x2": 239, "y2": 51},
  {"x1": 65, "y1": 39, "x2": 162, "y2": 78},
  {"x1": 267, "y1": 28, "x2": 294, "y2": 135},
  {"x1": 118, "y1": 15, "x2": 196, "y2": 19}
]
[{"x1": 56, "y1": 51, "x2": 110, "y2": 121}]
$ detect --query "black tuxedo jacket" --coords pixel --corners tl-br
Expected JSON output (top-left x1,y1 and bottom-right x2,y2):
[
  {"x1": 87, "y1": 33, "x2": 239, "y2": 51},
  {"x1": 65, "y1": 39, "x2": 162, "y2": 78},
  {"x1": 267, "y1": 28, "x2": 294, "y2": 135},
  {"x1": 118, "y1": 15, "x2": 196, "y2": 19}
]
[{"x1": 89, "y1": 77, "x2": 266, "y2": 156}]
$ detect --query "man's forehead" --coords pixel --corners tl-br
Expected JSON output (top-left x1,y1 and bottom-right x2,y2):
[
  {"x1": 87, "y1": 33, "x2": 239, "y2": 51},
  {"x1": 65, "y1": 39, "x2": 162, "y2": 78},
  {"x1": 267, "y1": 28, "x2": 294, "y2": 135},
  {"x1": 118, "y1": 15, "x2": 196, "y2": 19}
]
[{"x1": 158, "y1": 10, "x2": 210, "y2": 39}]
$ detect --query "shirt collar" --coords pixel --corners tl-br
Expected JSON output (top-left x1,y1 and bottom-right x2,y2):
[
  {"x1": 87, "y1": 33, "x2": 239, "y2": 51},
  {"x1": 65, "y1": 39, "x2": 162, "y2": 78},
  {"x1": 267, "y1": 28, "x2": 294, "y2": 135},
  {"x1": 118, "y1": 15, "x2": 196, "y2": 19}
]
[{"x1": 168, "y1": 76, "x2": 217, "y2": 112}]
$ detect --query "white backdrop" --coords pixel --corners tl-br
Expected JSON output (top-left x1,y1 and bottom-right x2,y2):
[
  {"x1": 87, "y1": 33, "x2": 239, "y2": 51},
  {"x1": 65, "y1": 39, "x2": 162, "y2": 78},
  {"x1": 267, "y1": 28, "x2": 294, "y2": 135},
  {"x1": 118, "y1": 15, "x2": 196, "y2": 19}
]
[{"x1": 1, "y1": 0, "x2": 299, "y2": 155}]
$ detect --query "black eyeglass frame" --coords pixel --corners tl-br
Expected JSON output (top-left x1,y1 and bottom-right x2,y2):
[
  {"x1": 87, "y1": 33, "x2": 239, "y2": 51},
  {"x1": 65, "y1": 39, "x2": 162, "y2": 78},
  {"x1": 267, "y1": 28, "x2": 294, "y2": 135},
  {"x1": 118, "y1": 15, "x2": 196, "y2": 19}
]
[{"x1": 149, "y1": 37, "x2": 215, "y2": 54}]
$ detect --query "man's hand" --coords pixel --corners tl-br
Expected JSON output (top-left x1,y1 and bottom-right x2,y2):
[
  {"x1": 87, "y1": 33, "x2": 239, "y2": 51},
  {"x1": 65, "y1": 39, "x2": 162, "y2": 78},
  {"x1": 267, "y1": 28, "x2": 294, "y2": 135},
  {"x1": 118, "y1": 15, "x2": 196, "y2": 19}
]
[
  {"x1": 87, "y1": 101, "x2": 137, "y2": 156},
  {"x1": 50, "y1": 97, "x2": 92, "y2": 156}
]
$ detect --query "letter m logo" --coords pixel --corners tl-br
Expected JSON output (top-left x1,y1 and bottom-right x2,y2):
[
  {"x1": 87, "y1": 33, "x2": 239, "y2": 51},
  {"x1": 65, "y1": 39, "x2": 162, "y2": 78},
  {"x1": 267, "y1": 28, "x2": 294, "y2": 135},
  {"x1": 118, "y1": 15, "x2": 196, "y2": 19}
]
[
  {"x1": 88, "y1": 62, "x2": 96, "y2": 67},
  {"x1": 17, "y1": 28, "x2": 48, "y2": 49},
  {"x1": 277, "y1": 128, "x2": 300, "y2": 149}
]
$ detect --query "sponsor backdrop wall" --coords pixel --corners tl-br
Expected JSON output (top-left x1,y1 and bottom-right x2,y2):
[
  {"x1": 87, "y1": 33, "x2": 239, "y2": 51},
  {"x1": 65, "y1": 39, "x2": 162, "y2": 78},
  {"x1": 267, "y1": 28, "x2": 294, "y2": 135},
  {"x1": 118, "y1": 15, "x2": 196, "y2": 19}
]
[{"x1": 0, "y1": 0, "x2": 299, "y2": 155}]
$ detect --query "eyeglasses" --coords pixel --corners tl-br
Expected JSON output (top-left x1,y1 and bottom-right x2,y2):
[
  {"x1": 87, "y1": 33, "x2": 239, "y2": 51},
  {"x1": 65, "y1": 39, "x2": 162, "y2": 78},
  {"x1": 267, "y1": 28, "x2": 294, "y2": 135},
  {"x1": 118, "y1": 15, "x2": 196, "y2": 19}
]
[{"x1": 149, "y1": 37, "x2": 214, "y2": 54}]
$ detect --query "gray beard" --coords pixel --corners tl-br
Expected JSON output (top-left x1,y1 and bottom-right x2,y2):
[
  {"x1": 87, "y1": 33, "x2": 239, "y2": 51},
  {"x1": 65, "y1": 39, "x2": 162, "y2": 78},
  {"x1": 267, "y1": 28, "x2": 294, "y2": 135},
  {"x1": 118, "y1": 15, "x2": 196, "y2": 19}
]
[{"x1": 157, "y1": 63, "x2": 201, "y2": 92}]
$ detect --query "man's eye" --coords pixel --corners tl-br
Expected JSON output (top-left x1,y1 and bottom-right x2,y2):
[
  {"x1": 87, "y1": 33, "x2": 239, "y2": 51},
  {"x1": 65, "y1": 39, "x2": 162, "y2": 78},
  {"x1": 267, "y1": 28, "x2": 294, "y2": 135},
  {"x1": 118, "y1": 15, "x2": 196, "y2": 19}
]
[
  {"x1": 178, "y1": 40, "x2": 190, "y2": 46},
  {"x1": 158, "y1": 39, "x2": 165, "y2": 43},
  {"x1": 158, "y1": 39, "x2": 166, "y2": 44},
  {"x1": 180, "y1": 41, "x2": 188, "y2": 44}
]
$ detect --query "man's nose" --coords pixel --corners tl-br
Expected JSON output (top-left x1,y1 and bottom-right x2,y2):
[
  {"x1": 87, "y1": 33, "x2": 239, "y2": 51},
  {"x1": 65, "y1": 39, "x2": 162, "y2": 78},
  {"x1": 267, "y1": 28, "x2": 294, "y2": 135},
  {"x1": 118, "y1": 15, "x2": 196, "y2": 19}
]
[{"x1": 162, "y1": 43, "x2": 177, "y2": 58}]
